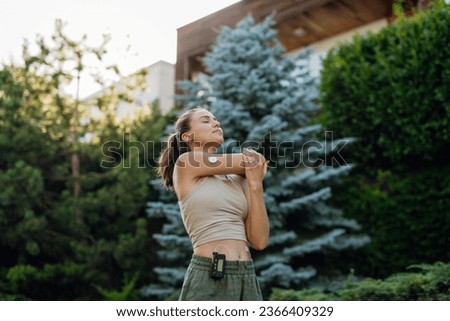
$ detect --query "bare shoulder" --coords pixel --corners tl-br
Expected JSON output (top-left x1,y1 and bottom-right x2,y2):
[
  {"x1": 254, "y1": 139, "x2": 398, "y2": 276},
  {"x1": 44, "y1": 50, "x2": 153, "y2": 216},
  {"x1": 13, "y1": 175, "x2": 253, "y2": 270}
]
[
  {"x1": 175, "y1": 151, "x2": 245, "y2": 178},
  {"x1": 175, "y1": 151, "x2": 210, "y2": 167}
]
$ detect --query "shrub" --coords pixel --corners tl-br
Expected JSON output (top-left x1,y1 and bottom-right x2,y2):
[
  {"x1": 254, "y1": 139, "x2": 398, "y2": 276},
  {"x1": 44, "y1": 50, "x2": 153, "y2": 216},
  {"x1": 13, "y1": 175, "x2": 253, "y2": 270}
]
[
  {"x1": 270, "y1": 261, "x2": 450, "y2": 300},
  {"x1": 5, "y1": 263, "x2": 93, "y2": 300},
  {"x1": 318, "y1": 1, "x2": 450, "y2": 278},
  {"x1": 320, "y1": 1, "x2": 450, "y2": 172},
  {"x1": 331, "y1": 165, "x2": 450, "y2": 278}
]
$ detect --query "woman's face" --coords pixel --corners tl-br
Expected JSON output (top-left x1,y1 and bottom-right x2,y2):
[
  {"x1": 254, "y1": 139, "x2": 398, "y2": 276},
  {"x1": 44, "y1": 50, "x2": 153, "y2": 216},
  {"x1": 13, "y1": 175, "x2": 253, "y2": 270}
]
[{"x1": 185, "y1": 109, "x2": 223, "y2": 149}]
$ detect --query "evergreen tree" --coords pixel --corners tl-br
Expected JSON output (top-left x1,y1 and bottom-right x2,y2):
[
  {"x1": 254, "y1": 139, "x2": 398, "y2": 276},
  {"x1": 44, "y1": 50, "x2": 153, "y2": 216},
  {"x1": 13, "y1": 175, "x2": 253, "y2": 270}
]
[
  {"x1": 144, "y1": 109, "x2": 192, "y2": 299},
  {"x1": 144, "y1": 15, "x2": 369, "y2": 299},
  {"x1": 0, "y1": 20, "x2": 167, "y2": 300}
]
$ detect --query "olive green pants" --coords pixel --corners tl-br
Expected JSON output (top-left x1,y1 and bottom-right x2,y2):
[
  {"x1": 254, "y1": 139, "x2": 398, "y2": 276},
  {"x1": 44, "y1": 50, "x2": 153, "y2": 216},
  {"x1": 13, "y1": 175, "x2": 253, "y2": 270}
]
[{"x1": 179, "y1": 254, "x2": 263, "y2": 301}]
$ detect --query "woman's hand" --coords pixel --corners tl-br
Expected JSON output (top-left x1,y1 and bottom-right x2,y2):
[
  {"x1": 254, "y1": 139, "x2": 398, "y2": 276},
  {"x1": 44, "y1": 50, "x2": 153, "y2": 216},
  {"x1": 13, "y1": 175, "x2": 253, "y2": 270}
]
[{"x1": 242, "y1": 148, "x2": 268, "y2": 189}]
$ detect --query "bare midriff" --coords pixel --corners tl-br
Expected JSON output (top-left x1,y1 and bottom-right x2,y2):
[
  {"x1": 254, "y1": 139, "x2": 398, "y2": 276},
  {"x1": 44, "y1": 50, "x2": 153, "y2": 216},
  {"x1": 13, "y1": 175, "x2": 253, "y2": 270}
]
[{"x1": 194, "y1": 239, "x2": 251, "y2": 261}]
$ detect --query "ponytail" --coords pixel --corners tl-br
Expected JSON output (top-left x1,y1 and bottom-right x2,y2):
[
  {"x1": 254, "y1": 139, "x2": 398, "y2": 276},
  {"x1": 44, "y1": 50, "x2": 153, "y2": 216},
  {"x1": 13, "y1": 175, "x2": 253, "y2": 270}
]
[
  {"x1": 158, "y1": 108, "x2": 202, "y2": 190},
  {"x1": 158, "y1": 133, "x2": 187, "y2": 190}
]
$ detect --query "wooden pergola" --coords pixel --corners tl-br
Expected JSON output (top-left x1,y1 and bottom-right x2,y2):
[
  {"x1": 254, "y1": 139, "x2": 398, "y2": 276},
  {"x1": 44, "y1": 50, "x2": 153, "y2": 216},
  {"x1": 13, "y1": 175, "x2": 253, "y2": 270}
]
[{"x1": 175, "y1": 0, "x2": 401, "y2": 83}]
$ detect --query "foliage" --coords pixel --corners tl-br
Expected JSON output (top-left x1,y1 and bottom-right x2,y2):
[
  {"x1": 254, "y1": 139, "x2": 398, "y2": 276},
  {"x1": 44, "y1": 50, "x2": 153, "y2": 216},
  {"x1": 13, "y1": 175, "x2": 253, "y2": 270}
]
[
  {"x1": 95, "y1": 272, "x2": 141, "y2": 301},
  {"x1": 145, "y1": 15, "x2": 369, "y2": 299},
  {"x1": 4, "y1": 263, "x2": 92, "y2": 300},
  {"x1": 331, "y1": 166, "x2": 450, "y2": 278},
  {"x1": 320, "y1": 1, "x2": 450, "y2": 172},
  {"x1": 0, "y1": 20, "x2": 168, "y2": 300},
  {"x1": 318, "y1": 1, "x2": 450, "y2": 278},
  {"x1": 270, "y1": 261, "x2": 450, "y2": 300}
]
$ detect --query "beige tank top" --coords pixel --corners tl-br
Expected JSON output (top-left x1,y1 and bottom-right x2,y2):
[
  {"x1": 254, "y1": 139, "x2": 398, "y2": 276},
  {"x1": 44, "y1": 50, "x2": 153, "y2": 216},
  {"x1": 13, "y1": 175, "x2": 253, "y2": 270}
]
[{"x1": 178, "y1": 175, "x2": 248, "y2": 249}]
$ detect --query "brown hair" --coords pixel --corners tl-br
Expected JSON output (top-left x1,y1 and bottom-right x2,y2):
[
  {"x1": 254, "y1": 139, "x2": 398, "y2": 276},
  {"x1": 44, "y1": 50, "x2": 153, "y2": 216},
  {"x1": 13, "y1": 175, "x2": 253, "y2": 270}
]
[{"x1": 158, "y1": 108, "x2": 203, "y2": 190}]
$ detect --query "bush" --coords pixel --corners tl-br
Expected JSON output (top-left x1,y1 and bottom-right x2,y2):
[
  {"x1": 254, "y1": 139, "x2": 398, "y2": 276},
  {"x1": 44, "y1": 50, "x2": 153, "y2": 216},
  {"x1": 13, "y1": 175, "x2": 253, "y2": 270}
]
[
  {"x1": 320, "y1": 1, "x2": 450, "y2": 171},
  {"x1": 270, "y1": 261, "x2": 450, "y2": 300},
  {"x1": 5, "y1": 263, "x2": 93, "y2": 300},
  {"x1": 318, "y1": 1, "x2": 450, "y2": 278},
  {"x1": 331, "y1": 165, "x2": 450, "y2": 278}
]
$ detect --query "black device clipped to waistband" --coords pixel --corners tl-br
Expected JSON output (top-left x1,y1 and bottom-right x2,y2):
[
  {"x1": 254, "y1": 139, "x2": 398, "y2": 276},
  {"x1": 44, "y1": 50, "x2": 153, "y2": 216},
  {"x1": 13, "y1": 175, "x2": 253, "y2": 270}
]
[{"x1": 210, "y1": 252, "x2": 226, "y2": 280}]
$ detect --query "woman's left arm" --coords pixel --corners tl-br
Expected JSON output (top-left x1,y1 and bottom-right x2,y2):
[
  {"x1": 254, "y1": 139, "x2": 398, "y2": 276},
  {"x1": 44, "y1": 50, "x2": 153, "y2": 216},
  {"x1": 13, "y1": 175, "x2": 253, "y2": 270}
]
[{"x1": 241, "y1": 149, "x2": 270, "y2": 250}]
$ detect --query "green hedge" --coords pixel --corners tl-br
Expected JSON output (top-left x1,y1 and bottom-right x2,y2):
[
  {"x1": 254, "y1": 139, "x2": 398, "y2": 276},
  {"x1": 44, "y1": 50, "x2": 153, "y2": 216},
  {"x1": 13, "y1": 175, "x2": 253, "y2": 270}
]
[
  {"x1": 317, "y1": 1, "x2": 450, "y2": 279},
  {"x1": 320, "y1": 2, "x2": 450, "y2": 171},
  {"x1": 270, "y1": 261, "x2": 450, "y2": 300},
  {"x1": 331, "y1": 165, "x2": 450, "y2": 278}
]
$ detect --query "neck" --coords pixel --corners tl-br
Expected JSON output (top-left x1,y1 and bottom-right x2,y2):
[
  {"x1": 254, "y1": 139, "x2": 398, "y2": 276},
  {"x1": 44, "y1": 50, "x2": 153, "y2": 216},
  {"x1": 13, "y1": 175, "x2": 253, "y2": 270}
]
[{"x1": 191, "y1": 143, "x2": 218, "y2": 154}]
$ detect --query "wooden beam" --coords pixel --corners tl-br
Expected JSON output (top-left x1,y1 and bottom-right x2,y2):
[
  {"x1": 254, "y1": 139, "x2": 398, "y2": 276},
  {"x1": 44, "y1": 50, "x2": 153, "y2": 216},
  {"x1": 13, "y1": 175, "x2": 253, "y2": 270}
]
[
  {"x1": 339, "y1": 0, "x2": 392, "y2": 22},
  {"x1": 271, "y1": 0, "x2": 334, "y2": 22}
]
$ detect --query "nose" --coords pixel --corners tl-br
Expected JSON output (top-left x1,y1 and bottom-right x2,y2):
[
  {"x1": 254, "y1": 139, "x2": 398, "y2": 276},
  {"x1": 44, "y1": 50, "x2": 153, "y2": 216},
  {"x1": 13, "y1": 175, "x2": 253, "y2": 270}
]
[{"x1": 213, "y1": 120, "x2": 221, "y2": 128}]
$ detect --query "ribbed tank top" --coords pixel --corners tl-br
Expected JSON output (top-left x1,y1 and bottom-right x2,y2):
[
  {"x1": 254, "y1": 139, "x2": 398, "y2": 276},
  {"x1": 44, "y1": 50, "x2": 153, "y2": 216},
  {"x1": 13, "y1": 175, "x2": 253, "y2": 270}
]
[{"x1": 178, "y1": 175, "x2": 248, "y2": 249}]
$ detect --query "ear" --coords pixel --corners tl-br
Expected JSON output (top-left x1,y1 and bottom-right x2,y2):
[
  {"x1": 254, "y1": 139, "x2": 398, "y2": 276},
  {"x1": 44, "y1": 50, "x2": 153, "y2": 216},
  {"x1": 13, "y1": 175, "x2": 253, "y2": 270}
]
[{"x1": 181, "y1": 132, "x2": 192, "y2": 143}]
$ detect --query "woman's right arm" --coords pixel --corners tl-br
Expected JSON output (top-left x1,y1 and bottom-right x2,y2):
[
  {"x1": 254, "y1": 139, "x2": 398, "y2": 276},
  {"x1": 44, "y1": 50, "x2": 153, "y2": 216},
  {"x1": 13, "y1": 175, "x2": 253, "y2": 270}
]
[{"x1": 175, "y1": 151, "x2": 245, "y2": 178}]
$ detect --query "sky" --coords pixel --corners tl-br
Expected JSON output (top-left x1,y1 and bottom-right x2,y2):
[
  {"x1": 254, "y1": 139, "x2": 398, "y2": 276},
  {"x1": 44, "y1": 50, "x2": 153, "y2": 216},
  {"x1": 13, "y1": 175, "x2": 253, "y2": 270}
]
[{"x1": 0, "y1": 0, "x2": 240, "y2": 96}]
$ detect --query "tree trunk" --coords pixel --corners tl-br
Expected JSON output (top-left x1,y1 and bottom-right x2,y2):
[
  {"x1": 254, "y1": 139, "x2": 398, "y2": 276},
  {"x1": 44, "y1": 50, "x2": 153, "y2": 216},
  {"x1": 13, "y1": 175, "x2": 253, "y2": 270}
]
[{"x1": 71, "y1": 70, "x2": 84, "y2": 226}]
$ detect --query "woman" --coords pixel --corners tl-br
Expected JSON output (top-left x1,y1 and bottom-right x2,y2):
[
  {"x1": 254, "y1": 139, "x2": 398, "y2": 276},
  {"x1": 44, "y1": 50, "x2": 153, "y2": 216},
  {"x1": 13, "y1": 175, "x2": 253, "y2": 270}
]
[{"x1": 158, "y1": 108, "x2": 269, "y2": 301}]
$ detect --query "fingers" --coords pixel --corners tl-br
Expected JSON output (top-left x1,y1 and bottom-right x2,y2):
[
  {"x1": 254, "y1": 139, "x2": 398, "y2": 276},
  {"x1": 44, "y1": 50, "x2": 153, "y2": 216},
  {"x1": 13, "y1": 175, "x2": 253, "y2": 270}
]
[
  {"x1": 243, "y1": 148, "x2": 266, "y2": 166},
  {"x1": 242, "y1": 149, "x2": 268, "y2": 179},
  {"x1": 243, "y1": 153, "x2": 258, "y2": 167},
  {"x1": 243, "y1": 156, "x2": 260, "y2": 169},
  {"x1": 242, "y1": 149, "x2": 269, "y2": 182},
  {"x1": 242, "y1": 154, "x2": 254, "y2": 166}
]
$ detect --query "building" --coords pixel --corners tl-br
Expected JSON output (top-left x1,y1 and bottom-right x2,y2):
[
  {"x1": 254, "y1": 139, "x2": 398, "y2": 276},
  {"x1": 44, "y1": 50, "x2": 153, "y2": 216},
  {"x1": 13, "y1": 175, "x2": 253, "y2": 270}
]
[
  {"x1": 175, "y1": 0, "x2": 426, "y2": 83},
  {"x1": 84, "y1": 60, "x2": 175, "y2": 120},
  {"x1": 141, "y1": 60, "x2": 175, "y2": 115}
]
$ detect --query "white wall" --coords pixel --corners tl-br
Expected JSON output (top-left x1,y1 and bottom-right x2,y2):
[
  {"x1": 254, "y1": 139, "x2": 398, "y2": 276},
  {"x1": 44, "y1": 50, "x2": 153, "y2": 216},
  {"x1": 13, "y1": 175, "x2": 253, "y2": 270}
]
[{"x1": 288, "y1": 19, "x2": 389, "y2": 78}]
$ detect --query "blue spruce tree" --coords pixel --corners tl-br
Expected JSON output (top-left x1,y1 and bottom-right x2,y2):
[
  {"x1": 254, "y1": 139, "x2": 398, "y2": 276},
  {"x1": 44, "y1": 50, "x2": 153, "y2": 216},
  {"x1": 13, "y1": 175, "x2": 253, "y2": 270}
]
[{"x1": 143, "y1": 15, "x2": 369, "y2": 299}]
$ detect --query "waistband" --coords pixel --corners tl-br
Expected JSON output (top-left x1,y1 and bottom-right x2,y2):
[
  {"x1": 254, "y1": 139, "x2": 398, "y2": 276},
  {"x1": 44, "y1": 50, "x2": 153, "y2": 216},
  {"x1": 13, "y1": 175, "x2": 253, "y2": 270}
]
[{"x1": 189, "y1": 254, "x2": 256, "y2": 274}]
